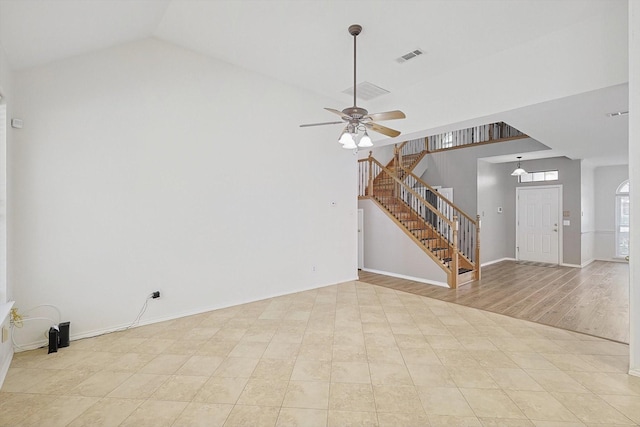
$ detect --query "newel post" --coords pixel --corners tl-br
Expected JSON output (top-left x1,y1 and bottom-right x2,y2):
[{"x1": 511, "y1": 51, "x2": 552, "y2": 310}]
[
  {"x1": 367, "y1": 151, "x2": 374, "y2": 197},
  {"x1": 451, "y1": 215, "x2": 459, "y2": 289},
  {"x1": 393, "y1": 145, "x2": 400, "y2": 199},
  {"x1": 475, "y1": 214, "x2": 481, "y2": 280},
  {"x1": 396, "y1": 144, "x2": 403, "y2": 172},
  {"x1": 425, "y1": 136, "x2": 429, "y2": 152}
]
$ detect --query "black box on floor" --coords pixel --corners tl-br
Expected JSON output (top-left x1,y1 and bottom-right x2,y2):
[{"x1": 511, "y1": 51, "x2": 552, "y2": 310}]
[
  {"x1": 58, "y1": 322, "x2": 70, "y2": 348},
  {"x1": 48, "y1": 327, "x2": 59, "y2": 354}
]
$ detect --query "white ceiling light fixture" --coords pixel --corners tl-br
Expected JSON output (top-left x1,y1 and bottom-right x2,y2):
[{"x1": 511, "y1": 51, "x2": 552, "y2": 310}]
[
  {"x1": 300, "y1": 24, "x2": 406, "y2": 151},
  {"x1": 358, "y1": 129, "x2": 373, "y2": 148},
  {"x1": 510, "y1": 156, "x2": 528, "y2": 176}
]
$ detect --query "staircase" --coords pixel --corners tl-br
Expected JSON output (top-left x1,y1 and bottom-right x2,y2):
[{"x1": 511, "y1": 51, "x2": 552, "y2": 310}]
[
  {"x1": 358, "y1": 139, "x2": 480, "y2": 288},
  {"x1": 357, "y1": 122, "x2": 527, "y2": 287}
]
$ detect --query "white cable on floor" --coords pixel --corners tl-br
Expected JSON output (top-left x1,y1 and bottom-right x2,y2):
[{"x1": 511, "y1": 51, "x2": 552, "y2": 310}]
[{"x1": 10, "y1": 316, "x2": 58, "y2": 351}]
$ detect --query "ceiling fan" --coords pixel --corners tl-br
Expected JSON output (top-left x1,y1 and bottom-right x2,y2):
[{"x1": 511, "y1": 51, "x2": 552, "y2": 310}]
[{"x1": 300, "y1": 24, "x2": 406, "y2": 149}]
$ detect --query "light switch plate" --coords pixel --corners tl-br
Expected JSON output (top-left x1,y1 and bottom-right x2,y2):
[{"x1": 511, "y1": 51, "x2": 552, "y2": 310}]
[{"x1": 1, "y1": 326, "x2": 8, "y2": 343}]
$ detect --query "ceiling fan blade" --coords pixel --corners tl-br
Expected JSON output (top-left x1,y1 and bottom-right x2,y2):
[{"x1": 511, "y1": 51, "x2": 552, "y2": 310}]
[
  {"x1": 324, "y1": 108, "x2": 351, "y2": 120},
  {"x1": 364, "y1": 122, "x2": 401, "y2": 138},
  {"x1": 363, "y1": 110, "x2": 406, "y2": 122},
  {"x1": 299, "y1": 121, "x2": 344, "y2": 128}
]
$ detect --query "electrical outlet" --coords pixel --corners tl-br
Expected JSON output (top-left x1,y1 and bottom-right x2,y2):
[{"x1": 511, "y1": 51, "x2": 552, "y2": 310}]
[{"x1": 152, "y1": 291, "x2": 161, "y2": 299}]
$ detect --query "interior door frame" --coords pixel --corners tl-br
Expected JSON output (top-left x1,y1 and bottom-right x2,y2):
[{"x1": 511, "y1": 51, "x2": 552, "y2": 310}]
[{"x1": 515, "y1": 184, "x2": 563, "y2": 264}]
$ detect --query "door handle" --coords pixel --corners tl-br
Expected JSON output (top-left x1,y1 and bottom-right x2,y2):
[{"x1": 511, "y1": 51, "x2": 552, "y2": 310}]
[{"x1": 625, "y1": 256, "x2": 629, "y2": 261}]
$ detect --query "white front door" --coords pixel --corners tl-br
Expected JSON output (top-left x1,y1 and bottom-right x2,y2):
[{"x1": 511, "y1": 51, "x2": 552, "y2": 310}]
[
  {"x1": 357, "y1": 209, "x2": 364, "y2": 269},
  {"x1": 517, "y1": 186, "x2": 561, "y2": 264}
]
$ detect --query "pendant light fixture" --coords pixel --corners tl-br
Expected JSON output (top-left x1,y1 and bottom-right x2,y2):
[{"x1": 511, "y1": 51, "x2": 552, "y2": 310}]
[{"x1": 510, "y1": 156, "x2": 528, "y2": 176}]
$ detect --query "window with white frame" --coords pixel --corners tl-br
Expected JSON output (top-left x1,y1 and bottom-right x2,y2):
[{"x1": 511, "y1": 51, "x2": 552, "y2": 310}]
[
  {"x1": 519, "y1": 170, "x2": 559, "y2": 183},
  {"x1": 615, "y1": 180, "x2": 630, "y2": 258}
]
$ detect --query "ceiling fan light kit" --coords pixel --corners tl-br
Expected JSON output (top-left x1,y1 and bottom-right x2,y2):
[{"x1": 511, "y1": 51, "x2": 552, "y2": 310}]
[{"x1": 300, "y1": 24, "x2": 406, "y2": 150}]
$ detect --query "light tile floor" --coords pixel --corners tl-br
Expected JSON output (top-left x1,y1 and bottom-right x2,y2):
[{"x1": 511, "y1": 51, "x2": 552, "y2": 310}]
[{"x1": 1, "y1": 281, "x2": 639, "y2": 426}]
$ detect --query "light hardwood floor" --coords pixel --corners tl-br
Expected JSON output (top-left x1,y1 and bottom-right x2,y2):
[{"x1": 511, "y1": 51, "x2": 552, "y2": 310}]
[{"x1": 359, "y1": 260, "x2": 630, "y2": 343}]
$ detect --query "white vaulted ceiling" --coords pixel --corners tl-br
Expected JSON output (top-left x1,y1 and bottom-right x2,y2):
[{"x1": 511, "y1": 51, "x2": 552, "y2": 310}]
[{"x1": 0, "y1": 0, "x2": 630, "y2": 166}]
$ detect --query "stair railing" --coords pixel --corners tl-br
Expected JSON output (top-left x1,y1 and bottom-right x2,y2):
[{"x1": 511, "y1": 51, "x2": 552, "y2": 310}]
[
  {"x1": 399, "y1": 137, "x2": 427, "y2": 158},
  {"x1": 358, "y1": 158, "x2": 370, "y2": 198},
  {"x1": 394, "y1": 138, "x2": 429, "y2": 176},
  {"x1": 398, "y1": 164, "x2": 480, "y2": 276},
  {"x1": 360, "y1": 157, "x2": 459, "y2": 273}
]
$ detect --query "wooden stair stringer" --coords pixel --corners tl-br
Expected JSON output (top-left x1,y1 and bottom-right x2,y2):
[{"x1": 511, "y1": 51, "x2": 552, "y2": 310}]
[
  {"x1": 393, "y1": 199, "x2": 474, "y2": 274},
  {"x1": 366, "y1": 196, "x2": 455, "y2": 285}
]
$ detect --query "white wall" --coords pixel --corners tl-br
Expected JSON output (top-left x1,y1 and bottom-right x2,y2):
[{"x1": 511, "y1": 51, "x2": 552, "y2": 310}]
[
  {"x1": 9, "y1": 39, "x2": 357, "y2": 348},
  {"x1": 0, "y1": 31, "x2": 14, "y2": 385},
  {"x1": 477, "y1": 161, "x2": 513, "y2": 264},
  {"x1": 593, "y1": 165, "x2": 629, "y2": 261},
  {"x1": 358, "y1": 199, "x2": 448, "y2": 286},
  {"x1": 581, "y1": 162, "x2": 595, "y2": 265},
  {"x1": 422, "y1": 138, "x2": 549, "y2": 216},
  {"x1": 629, "y1": 0, "x2": 640, "y2": 376}
]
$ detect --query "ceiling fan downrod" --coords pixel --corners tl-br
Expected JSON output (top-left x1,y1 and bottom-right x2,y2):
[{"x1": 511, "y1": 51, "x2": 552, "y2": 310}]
[{"x1": 349, "y1": 24, "x2": 362, "y2": 108}]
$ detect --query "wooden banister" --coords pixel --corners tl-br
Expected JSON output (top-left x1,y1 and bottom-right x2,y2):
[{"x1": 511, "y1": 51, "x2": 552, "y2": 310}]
[
  {"x1": 369, "y1": 157, "x2": 455, "y2": 228},
  {"x1": 475, "y1": 214, "x2": 481, "y2": 280},
  {"x1": 398, "y1": 165, "x2": 477, "y2": 226},
  {"x1": 367, "y1": 152, "x2": 374, "y2": 196},
  {"x1": 451, "y1": 216, "x2": 459, "y2": 289}
]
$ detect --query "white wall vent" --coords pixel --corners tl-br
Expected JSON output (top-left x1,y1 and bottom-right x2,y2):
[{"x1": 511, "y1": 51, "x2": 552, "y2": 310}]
[
  {"x1": 342, "y1": 81, "x2": 390, "y2": 101},
  {"x1": 397, "y1": 49, "x2": 424, "y2": 63}
]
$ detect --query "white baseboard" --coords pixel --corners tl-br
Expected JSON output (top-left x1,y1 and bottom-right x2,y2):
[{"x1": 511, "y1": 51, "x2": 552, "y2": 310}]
[
  {"x1": 360, "y1": 268, "x2": 448, "y2": 288},
  {"x1": 481, "y1": 258, "x2": 516, "y2": 267},
  {"x1": 12, "y1": 277, "x2": 362, "y2": 352},
  {"x1": 0, "y1": 347, "x2": 13, "y2": 389},
  {"x1": 595, "y1": 257, "x2": 629, "y2": 264},
  {"x1": 629, "y1": 369, "x2": 640, "y2": 378},
  {"x1": 580, "y1": 258, "x2": 595, "y2": 268},
  {"x1": 560, "y1": 263, "x2": 582, "y2": 268}
]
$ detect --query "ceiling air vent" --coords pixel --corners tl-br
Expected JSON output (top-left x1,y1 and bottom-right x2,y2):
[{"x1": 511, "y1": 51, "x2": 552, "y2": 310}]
[
  {"x1": 342, "y1": 81, "x2": 390, "y2": 101},
  {"x1": 397, "y1": 49, "x2": 424, "y2": 64}
]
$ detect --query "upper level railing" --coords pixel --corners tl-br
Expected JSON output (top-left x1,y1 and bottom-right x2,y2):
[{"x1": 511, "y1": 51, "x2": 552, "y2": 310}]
[{"x1": 428, "y1": 122, "x2": 526, "y2": 152}]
